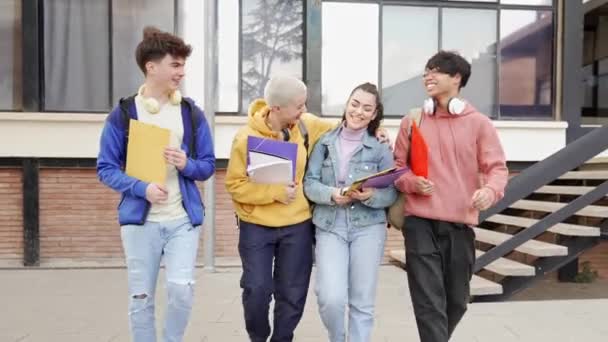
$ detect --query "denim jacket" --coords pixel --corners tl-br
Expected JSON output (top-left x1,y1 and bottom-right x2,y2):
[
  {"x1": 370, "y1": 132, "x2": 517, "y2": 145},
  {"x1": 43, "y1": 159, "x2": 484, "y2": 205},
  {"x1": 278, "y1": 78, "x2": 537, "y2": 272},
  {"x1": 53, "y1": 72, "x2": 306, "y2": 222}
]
[{"x1": 303, "y1": 126, "x2": 398, "y2": 230}]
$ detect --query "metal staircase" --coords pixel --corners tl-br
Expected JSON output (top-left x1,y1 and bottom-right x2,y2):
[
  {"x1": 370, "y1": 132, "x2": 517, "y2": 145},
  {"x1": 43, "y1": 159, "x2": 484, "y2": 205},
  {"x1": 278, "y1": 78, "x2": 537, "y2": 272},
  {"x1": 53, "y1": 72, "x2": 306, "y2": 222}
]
[{"x1": 390, "y1": 125, "x2": 608, "y2": 301}]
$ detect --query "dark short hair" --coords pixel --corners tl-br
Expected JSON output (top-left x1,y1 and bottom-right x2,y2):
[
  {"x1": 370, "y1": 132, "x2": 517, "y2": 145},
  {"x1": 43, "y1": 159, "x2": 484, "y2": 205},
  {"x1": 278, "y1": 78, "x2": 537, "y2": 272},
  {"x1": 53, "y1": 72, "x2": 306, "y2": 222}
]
[
  {"x1": 135, "y1": 26, "x2": 192, "y2": 75},
  {"x1": 425, "y1": 50, "x2": 471, "y2": 89},
  {"x1": 342, "y1": 82, "x2": 384, "y2": 136}
]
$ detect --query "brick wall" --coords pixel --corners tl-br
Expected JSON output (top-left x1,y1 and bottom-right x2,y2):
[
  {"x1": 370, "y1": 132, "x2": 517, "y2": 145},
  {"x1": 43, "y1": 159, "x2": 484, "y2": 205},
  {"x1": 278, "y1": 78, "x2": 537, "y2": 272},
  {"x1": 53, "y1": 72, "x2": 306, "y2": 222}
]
[
  {"x1": 35, "y1": 168, "x2": 240, "y2": 262},
  {"x1": 2, "y1": 166, "x2": 603, "y2": 273},
  {"x1": 209, "y1": 170, "x2": 239, "y2": 258},
  {"x1": 580, "y1": 240, "x2": 608, "y2": 279},
  {"x1": 0, "y1": 166, "x2": 463, "y2": 265},
  {"x1": 34, "y1": 168, "x2": 239, "y2": 263},
  {"x1": 0, "y1": 168, "x2": 23, "y2": 262},
  {"x1": 39, "y1": 168, "x2": 122, "y2": 260}
]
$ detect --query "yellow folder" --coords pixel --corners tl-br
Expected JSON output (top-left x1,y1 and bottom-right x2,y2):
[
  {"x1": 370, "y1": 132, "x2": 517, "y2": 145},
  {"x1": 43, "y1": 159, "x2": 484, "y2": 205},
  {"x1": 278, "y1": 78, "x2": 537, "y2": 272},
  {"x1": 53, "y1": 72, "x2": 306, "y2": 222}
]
[{"x1": 125, "y1": 119, "x2": 171, "y2": 185}]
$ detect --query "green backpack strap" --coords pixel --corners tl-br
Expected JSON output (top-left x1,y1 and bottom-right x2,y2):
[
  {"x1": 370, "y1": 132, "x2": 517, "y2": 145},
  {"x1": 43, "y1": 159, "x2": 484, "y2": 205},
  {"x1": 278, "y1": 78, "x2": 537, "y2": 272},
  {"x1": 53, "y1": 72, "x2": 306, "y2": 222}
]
[
  {"x1": 298, "y1": 119, "x2": 309, "y2": 155},
  {"x1": 388, "y1": 108, "x2": 424, "y2": 231}
]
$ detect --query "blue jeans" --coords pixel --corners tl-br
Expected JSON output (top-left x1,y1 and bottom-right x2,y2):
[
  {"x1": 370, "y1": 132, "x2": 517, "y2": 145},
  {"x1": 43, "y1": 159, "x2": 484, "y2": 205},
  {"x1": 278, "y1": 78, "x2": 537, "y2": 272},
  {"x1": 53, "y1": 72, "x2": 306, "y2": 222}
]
[
  {"x1": 121, "y1": 216, "x2": 201, "y2": 342},
  {"x1": 315, "y1": 223, "x2": 386, "y2": 342}
]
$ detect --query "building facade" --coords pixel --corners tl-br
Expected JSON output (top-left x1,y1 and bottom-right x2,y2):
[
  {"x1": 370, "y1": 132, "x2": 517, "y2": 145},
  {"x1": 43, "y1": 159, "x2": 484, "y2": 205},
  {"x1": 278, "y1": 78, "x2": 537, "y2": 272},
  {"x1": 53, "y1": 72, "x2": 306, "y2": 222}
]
[{"x1": 0, "y1": 0, "x2": 606, "y2": 272}]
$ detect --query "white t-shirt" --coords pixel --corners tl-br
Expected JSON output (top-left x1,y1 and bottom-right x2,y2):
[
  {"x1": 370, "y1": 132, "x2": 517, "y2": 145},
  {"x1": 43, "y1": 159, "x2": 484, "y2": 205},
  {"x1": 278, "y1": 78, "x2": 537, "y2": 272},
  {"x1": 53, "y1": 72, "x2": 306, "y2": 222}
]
[{"x1": 134, "y1": 95, "x2": 188, "y2": 222}]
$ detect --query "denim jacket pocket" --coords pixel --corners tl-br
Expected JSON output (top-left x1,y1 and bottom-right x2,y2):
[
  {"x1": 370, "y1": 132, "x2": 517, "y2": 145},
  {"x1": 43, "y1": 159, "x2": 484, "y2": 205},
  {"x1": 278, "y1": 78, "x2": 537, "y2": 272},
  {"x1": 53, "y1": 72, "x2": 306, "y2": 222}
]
[{"x1": 354, "y1": 161, "x2": 379, "y2": 178}]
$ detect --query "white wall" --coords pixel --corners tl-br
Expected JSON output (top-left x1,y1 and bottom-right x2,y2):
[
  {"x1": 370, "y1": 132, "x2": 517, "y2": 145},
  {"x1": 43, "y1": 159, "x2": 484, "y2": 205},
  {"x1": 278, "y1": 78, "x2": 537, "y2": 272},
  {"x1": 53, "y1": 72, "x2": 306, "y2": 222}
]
[
  {"x1": 0, "y1": 112, "x2": 576, "y2": 162},
  {"x1": 1, "y1": 1, "x2": 597, "y2": 163}
]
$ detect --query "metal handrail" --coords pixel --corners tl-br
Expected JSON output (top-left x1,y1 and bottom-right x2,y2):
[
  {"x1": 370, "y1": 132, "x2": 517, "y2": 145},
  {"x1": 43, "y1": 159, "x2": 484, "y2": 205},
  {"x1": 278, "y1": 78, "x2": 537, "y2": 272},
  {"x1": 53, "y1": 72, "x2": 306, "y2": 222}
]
[{"x1": 480, "y1": 125, "x2": 608, "y2": 221}]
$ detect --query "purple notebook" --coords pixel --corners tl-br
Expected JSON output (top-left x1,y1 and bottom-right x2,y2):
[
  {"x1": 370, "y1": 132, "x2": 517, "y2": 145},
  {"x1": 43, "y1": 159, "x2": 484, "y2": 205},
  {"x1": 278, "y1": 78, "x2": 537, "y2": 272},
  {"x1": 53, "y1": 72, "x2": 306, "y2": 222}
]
[
  {"x1": 361, "y1": 167, "x2": 409, "y2": 188},
  {"x1": 247, "y1": 136, "x2": 298, "y2": 180}
]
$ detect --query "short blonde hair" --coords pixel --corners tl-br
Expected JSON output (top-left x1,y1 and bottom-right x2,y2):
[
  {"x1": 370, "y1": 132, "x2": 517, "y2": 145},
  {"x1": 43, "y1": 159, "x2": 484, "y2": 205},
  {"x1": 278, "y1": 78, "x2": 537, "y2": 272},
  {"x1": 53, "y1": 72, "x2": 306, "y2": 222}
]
[{"x1": 264, "y1": 76, "x2": 307, "y2": 107}]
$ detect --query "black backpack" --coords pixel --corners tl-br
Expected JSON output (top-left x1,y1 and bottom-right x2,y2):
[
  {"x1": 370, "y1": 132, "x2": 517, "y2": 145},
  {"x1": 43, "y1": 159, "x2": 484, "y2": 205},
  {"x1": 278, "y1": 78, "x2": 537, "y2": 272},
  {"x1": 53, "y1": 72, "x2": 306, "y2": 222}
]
[{"x1": 118, "y1": 95, "x2": 200, "y2": 158}]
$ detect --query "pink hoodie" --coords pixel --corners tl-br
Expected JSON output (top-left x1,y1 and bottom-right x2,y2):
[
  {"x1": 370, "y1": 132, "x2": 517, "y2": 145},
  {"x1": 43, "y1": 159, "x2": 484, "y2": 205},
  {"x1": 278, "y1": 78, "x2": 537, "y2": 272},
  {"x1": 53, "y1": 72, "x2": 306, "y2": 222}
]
[{"x1": 394, "y1": 104, "x2": 508, "y2": 226}]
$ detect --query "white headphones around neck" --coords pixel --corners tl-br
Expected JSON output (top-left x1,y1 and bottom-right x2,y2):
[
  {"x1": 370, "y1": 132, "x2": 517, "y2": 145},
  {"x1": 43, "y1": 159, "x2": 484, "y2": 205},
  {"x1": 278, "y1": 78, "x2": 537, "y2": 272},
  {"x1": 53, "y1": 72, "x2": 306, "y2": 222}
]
[
  {"x1": 422, "y1": 97, "x2": 466, "y2": 116},
  {"x1": 138, "y1": 85, "x2": 182, "y2": 114}
]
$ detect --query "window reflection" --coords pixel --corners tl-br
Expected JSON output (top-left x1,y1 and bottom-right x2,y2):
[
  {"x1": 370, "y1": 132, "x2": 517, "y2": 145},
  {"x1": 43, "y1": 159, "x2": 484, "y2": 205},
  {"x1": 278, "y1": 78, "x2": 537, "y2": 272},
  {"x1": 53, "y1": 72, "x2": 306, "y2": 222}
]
[
  {"x1": 44, "y1": 0, "x2": 110, "y2": 111},
  {"x1": 501, "y1": 0, "x2": 552, "y2": 5},
  {"x1": 241, "y1": 0, "x2": 303, "y2": 113},
  {"x1": 112, "y1": 0, "x2": 174, "y2": 105},
  {"x1": 322, "y1": 2, "x2": 378, "y2": 116},
  {"x1": 382, "y1": 6, "x2": 438, "y2": 116},
  {"x1": 442, "y1": 8, "x2": 497, "y2": 117},
  {"x1": 499, "y1": 10, "x2": 553, "y2": 117},
  {"x1": 0, "y1": 0, "x2": 22, "y2": 110},
  {"x1": 218, "y1": 0, "x2": 239, "y2": 112}
]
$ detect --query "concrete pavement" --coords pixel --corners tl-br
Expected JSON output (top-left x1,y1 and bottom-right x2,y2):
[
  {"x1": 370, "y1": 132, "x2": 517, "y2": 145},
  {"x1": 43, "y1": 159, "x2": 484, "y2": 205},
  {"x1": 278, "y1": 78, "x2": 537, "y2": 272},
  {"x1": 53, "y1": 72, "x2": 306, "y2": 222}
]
[{"x1": 1, "y1": 265, "x2": 607, "y2": 341}]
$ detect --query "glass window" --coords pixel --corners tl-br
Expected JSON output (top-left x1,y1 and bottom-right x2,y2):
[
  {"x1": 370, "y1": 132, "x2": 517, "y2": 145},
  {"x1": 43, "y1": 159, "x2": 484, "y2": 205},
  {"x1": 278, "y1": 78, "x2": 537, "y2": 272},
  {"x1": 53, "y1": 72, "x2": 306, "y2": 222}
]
[
  {"x1": 449, "y1": 0, "x2": 496, "y2": 2},
  {"x1": 44, "y1": 0, "x2": 110, "y2": 111},
  {"x1": 382, "y1": 6, "x2": 438, "y2": 116},
  {"x1": 442, "y1": 8, "x2": 497, "y2": 117},
  {"x1": 582, "y1": 64, "x2": 594, "y2": 109},
  {"x1": 218, "y1": 0, "x2": 239, "y2": 112},
  {"x1": 0, "y1": 0, "x2": 22, "y2": 110},
  {"x1": 322, "y1": 2, "x2": 378, "y2": 116},
  {"x1": 241, "y1": 0, "x2": 304, "y2": 113},
  {"x1": 111, "y1": 0, "x2": 175, "y2": 105},
  {"x1": 501, "y1": 0, "x2": 552, "y2": 5},
  {"x1": 499, "y1": 10, "x2": 553, "y2": 117}
]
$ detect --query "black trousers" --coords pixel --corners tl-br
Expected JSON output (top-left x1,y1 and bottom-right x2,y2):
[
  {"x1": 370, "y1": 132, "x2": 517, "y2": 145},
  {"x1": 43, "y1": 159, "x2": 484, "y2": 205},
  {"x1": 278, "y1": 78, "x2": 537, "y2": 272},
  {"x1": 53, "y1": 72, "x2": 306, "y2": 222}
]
[
  {"x1": 402, "y1": 216, "x2": 476, "y2": 342},
  {"x1": 238, "y1": 219, "x2": 314, "y2": 342}
]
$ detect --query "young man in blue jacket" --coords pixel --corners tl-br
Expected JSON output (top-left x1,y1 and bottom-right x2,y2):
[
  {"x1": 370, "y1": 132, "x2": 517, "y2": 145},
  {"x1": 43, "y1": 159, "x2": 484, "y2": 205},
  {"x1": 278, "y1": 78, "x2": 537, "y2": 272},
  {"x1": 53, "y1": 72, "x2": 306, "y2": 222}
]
[{"x1": 97, "y1": 27, "x2": 215, "y2": 342}]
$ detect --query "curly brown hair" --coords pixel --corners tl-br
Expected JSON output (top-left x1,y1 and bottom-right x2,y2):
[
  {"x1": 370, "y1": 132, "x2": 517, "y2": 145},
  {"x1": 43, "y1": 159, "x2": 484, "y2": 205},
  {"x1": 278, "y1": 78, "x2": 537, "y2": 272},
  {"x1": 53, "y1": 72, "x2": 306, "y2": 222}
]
[{"x1": 135, "y1": 26, "x2": 192, "y2": 75}]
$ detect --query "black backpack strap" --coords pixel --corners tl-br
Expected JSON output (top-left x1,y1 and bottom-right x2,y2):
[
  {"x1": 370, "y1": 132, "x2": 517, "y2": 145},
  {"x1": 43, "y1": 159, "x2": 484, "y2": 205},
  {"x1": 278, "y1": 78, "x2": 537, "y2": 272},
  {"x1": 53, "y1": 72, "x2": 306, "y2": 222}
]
[
  {"x1": 181, "y1": 98, "x2": 198, "y2": 158},
  {"x1": 118, "y1": 95, "x2": 137, "y2": 147}
]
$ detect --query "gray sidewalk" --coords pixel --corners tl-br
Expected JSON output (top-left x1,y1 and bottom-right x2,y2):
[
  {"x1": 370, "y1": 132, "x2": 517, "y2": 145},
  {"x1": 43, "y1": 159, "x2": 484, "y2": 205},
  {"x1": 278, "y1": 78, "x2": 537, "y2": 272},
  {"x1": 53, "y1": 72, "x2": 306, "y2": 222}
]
[{"x1": 1, "y1": 265, "x2": 607, "y2": 342}]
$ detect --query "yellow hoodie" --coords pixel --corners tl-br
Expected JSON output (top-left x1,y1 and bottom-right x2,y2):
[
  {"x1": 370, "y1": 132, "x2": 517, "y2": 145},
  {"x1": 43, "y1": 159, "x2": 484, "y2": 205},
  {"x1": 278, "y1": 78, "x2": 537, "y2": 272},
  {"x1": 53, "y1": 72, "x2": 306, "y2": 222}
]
[{"x1": 225, "y1": 99, "x2": 335, "y2": 227}]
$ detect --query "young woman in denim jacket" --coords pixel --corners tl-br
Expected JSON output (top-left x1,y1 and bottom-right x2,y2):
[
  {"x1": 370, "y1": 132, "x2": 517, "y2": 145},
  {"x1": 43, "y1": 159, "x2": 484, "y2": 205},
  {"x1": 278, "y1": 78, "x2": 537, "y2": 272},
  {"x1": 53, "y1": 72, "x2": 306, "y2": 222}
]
[{"x1": 304, "y1": 83, "x2": 397, "y2": 342}]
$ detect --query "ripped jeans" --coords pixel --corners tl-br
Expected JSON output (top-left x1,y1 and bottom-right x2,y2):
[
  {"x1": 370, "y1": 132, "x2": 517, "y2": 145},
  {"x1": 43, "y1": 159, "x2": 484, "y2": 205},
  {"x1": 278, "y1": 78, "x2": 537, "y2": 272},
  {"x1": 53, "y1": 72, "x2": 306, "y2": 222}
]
[{"x1": 121, "y1": 216, "x2": 201, "y2": 342}]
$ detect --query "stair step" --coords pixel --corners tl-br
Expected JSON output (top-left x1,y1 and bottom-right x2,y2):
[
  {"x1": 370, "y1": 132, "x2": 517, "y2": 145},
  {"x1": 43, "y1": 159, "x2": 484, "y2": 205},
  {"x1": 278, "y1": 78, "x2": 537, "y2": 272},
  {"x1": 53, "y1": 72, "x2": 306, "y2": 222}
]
[
  {"x1": 486, "y1": 214, "x2": 601, "y2": 237},
  {"x1": 536, "y1": 185, "x2": 595, "y2": 196},
  {"x1": 471, "y1": 275, "x2": 504, "y2": 296},
  {"x1": 475, "y1": 250, "x2": 535, "y2": 276},
  {"x1": 559, "y1": 171, "x2": 608, "y2": 180},
  {"x1": 511, "y1": 200, "x2": 608, "y2": 218},
  {"x1": 472, "y1": 227, "x2": 568, "y2": 257},
  {"x1": 388, "y1": 249, "x2": 406, "y2": 264},
  {"x1": 388, "y1": 250, "x2": 503, "y2": 296}
]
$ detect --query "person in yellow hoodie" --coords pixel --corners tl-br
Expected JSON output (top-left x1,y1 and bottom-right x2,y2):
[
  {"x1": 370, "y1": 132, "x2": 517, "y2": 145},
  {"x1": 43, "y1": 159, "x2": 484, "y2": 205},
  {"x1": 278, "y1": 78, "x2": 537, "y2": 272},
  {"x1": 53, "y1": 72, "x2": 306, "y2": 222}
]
[{"x1": 225, "y1": 76, "x2": 333, "y2": 342}]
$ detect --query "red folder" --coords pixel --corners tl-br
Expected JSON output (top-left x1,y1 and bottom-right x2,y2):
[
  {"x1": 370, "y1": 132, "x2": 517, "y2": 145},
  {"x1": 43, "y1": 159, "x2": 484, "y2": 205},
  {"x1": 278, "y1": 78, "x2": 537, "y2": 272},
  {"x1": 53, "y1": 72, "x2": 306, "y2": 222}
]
[{"x1": 409, "y1": 121, "x2": 429, "y2": 178}]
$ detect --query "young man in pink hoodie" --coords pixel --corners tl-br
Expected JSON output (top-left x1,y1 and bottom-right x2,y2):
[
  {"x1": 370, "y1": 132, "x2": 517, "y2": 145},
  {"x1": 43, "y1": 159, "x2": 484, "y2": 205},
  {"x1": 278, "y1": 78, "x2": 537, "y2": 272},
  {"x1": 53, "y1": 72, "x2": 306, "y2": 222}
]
[{"x1": 394, "y1": 51, "x2": 508, "y2": 342}]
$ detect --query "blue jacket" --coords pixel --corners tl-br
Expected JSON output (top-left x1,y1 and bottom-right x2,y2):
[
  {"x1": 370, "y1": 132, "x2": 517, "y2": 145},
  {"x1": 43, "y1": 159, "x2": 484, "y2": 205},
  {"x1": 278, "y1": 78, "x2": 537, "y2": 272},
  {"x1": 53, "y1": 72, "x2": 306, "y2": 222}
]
[
  {"x1": 304, "y1": 127, "x2": 397, "y2": 230},
  {"x1": 97, "y1": 97, "x2": 215, "y2": 226}
]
